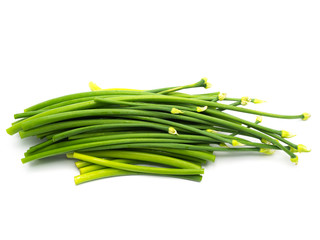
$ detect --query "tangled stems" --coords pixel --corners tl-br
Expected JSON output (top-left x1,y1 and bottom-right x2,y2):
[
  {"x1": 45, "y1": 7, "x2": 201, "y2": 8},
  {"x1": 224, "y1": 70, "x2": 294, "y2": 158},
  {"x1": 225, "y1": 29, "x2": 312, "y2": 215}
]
[
  {"x1": 78, "y1": 143, "x2": 263, "y2": 153},
  {"x1": 78, "y1": 160, "x2": 141, "y2": 174},
  {"x1": 77, "y1": 150, "x2": 202, "y2": 169},
  {"x1": 22, "y1": 79, "x2": 212, "y2": 114},
  {"x1": 91, "y1": 95, "x2": 306, "y2": 120},
  {"x1": 8, "y1": 95, "x2": 304, "y2": 136},
  {"x1": 172, "y1": 108, "x2": 297, "y2": 160},
  {"x1": 23, "y1": 90, "x2": 158, "y2": 112},
  {"x1": 15, "y1": 108, "x2": 234, "y2": 144},
  {"x1": 23, "y1": 136, "x2": 265, "y2": 163},
  {"x1": 15, "y1": 107, "x2": 301, "y2": 164},
  {"x1": 75, "y1": 149, "x2": 209, "y2": 167},
  {"x1": 6, "y1": 79, "x2": 311, "y2": 185},
  {"x1": 67, "y1": 152, "x2": 204, "y2": 175},
  {"x1": 74, "y1": 168, "x2": 203, "y2": 185}
]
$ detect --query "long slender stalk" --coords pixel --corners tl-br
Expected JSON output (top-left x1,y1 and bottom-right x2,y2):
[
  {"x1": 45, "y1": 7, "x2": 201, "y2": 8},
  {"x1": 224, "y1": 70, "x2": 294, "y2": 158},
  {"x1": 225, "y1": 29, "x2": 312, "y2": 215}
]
[
  {"x1": 75, "y1": 160, "x2": 93, "y2": 168},
  {"x1": 79, "y1": 160, "x2": 145, "y2": 174}
]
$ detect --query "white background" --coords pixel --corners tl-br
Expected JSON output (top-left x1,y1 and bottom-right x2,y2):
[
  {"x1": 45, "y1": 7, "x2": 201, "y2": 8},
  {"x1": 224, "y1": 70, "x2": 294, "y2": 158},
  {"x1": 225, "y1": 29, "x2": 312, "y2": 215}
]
[{"x1": 0, "y1": 1, "x2": 319, "y2": 239}]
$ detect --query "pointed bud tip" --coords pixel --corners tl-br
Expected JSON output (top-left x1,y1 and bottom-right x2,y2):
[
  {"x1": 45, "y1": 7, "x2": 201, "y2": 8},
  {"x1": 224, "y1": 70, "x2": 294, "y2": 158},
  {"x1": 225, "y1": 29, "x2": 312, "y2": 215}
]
[
  {"x1": 168, "y1": 127, "x2": 178, "y2": 135},
  {"x1": 66, "y1": 153, "x2": 74, "y2": 158},
  {"x1": 219, "y1": 143, "x2": 229, "y2": 148},
  {"x1": 281, "y1": 130, "x2": 296, "y2": 138},
  {"x1": 290, "y1": 156, "x2": 299, "y2": 165},
  {"x1": 259, "y1": 148, "x2": 275, "y2": 155},
  {"x1": 232, "y1": 140, "x2": 245, "y2": 146},
  {"x1": 241, "y1": 96, "x2": 251, "y2": 106},
  {"x1": 196, "y1": 106, "x2": 208, "y2": 112},
  {"x1": 298, "y1": 144, "x2": 311, "y2": 153},
  {"x1": 253, "y1": 99, "x2": 266, "y2": 104},
  {"x1": 206, "y1": 129, "x2": 217, "y2": 133},
  {"x1": 171, "y1": 108, "x2": 183, "y2": 114},
  {"x1": 218, "y1": 93, "x2": 227, "y2": 101},
  {"x1": 256, "y1": 116, "x2": 263, "y2": 123},
  {"x1": 261, "y1": 138, "x2": 271, "y2": 145},
  {"x1": 201, "y1": 78, "x2": 211, "y2": 89},
  {"x1": 302, "y1": 113, "x2": 311, "y2": 121},
  {"x1": 89, "y1": 81, "x2": 102, "y2": 91}
]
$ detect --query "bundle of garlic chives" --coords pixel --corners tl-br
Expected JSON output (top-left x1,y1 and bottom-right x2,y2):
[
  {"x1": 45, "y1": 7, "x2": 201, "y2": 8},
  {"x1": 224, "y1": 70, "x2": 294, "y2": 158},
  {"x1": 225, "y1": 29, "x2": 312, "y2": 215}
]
[{"x1": 7, "y1": 78, "x2": 311, "y2": 184}]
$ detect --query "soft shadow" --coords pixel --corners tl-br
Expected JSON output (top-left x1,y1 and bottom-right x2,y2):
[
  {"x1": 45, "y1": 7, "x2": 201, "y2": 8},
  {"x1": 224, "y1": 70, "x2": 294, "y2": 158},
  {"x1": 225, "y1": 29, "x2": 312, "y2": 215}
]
[
  {"x1": 14, "y1": 135, "x2": 46, "y2": 149},
  {"x1": 28, "y1": 154, "x2": 75, "y2": 167},
  {"x1": 211, "y1": 150, "x2": 291, "y2": 166}
]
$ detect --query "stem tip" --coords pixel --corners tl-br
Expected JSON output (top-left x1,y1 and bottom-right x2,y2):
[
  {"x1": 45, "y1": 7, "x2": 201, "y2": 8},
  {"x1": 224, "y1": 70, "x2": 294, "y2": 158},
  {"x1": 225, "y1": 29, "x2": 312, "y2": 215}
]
[{"x1": 302, "y1": 113, "x2": 311, "y2": 121}]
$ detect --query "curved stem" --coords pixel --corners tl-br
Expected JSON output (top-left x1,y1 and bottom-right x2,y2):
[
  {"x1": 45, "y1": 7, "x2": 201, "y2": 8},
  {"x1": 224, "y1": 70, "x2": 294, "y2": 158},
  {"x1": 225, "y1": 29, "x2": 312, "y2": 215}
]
[{"x1": 24, "y1": 90, "x2": 157, "y2": 112}]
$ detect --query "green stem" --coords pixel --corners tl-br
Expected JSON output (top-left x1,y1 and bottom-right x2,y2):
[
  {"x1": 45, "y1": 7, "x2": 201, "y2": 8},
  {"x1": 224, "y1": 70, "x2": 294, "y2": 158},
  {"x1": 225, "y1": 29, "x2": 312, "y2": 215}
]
[
  {"x1": 94, "y1": 97, "x2": 203, "y2": 112},
  {"x1": 78, "y1": 160, "x2": 149, "y2": 174},
  {"x1": 229, "y1": 119, "x2": 260, "y2": 137},
  {"x1": 147, "y1": 79, "x2": 209, "y2": 94},
  {"x1": 24, "y1": 90, "x2": 157, "y2": 112},
  {"x1": 141, "y1": 148, "x2": 215, "y2": 163},
  {"x1": 158, "y1": 79, "x2": 209, "y2": 94},
  {"x1": 79, "y1": 164, "x2": 106, "y2": 174},
  {"x1": 8, "y1": 100, "x2": 100, "y2": 135},
  {"x1": 67, "y1": 130, "x2": 164, "y2": 140},
  {"x1": 75, "y1": 160, "x2": 93, "y2": 168}
]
